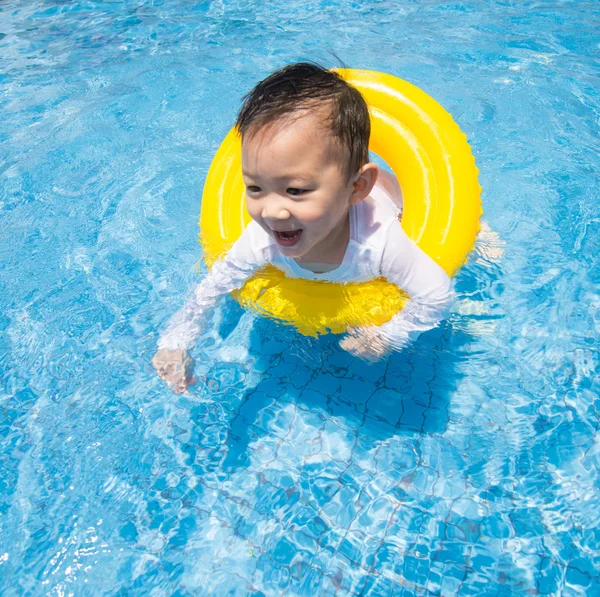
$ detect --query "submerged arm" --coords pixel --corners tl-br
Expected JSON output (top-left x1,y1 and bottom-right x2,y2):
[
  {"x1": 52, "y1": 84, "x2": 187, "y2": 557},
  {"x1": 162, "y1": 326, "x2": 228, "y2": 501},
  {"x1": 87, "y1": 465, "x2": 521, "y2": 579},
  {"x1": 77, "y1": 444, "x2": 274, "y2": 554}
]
[
  {"x1": 342, "y1": 222, "x2": 453, "y2": 360},
  {"x1": 157, "y1": 256, "x2": 259, "y2": 351},
  {"x1": 154, "y1": 224, "x2": 269, "y2": 390},
  {"x1": 378, "y1": 225, "x2": 452, "y2": 348}
]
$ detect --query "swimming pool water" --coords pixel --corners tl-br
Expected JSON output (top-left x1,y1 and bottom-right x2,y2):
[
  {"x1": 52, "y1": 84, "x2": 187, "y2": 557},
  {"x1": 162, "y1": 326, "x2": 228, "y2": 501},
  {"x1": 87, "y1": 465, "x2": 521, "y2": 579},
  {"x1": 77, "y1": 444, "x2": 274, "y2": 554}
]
[{"x1": 1, "y1": 0, "x2": 599, "y2": 594}]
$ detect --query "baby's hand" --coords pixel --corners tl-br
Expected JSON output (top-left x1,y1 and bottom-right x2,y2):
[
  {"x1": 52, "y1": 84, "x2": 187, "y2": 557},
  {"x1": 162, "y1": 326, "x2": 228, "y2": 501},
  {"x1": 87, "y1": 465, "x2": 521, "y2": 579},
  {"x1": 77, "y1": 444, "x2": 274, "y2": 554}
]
[
  {"x1": 340, "y1": 327, "x2": 390, "y2": 363},
  {"x1": 152, "y1": 349, "x2": 197, "y2": 393}
]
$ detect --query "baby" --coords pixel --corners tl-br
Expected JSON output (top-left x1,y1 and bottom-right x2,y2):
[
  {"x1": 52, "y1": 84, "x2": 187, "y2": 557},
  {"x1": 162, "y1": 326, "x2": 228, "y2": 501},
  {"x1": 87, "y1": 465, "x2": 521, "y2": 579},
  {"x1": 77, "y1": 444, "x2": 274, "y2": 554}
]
[{"x1": 153, "y1": 63, "x2": 452, "y2": 393}]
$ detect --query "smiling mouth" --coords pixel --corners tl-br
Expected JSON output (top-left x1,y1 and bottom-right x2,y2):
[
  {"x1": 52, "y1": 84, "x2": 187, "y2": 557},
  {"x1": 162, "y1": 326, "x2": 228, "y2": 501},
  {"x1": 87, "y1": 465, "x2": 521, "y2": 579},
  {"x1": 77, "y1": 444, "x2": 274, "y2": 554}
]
[{"x1": 273, "y1": 229, "x2": 303, "y2": 247}]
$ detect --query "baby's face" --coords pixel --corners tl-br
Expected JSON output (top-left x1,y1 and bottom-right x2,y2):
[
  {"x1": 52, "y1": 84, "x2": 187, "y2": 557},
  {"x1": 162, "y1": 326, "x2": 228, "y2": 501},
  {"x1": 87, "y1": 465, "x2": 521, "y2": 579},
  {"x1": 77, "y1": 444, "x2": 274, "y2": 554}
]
[{"x1": 242, "y1": 112, "x2": 356, "y2": 262}]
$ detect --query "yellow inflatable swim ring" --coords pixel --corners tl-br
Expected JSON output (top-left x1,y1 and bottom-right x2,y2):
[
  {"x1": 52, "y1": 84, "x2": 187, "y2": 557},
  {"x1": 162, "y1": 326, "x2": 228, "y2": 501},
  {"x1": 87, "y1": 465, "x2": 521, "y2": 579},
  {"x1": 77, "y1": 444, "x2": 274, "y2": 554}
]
[{"x1": 200, "y1": 69, "x2": 482, "y2": 336}]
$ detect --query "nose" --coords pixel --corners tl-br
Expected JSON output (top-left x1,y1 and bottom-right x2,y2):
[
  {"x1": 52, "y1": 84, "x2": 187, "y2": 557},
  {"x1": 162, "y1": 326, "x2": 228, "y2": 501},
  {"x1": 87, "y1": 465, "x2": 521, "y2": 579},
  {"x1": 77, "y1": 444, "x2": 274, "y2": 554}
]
[{"x1": 261, "y1": 195, "x2": 291, "y2": 221}]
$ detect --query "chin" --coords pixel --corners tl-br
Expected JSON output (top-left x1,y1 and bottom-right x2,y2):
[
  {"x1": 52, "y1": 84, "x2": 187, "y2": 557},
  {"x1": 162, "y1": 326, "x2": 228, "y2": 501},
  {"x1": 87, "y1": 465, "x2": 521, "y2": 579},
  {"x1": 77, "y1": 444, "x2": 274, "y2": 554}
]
[{"x1": 280, "y1": 246, "x2": 305, "y2": 258}]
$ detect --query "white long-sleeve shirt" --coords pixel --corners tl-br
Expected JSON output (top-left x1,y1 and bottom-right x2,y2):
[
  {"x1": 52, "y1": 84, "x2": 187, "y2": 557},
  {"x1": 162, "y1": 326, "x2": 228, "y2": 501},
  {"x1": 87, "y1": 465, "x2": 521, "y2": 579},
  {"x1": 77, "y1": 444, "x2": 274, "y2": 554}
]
[{"x1": 158, "y1": 183, "x2": 452, "y2": 351}]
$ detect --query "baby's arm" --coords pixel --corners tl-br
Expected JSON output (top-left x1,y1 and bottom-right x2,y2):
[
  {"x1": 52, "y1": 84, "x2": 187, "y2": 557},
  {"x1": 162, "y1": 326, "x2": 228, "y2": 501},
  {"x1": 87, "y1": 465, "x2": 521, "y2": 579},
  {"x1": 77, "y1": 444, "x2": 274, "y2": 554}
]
[
  {"x1": 341, "y1": 223, "x2": 452, "y2": 361},
  {"x1": 154, "y1": 225, "x2": 268, "y2": 392}
]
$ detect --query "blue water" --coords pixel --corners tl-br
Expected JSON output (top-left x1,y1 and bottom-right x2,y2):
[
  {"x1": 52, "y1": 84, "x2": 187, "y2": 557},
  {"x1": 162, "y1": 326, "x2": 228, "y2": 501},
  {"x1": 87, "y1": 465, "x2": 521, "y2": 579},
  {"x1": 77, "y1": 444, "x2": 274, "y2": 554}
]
[{"x1": 1, "y1": 0, "x2": 599, "y2": 594}]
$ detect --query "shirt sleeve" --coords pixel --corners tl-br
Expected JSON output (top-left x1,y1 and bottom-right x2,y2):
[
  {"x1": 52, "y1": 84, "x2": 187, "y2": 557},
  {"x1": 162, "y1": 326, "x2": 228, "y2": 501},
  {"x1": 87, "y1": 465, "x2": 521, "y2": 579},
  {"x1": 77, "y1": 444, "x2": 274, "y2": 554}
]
[
  {"x1": 377, "y1": 220, "x2": 453, "y2": 349},
  {"x1": 157, "y1": 223, "x2": 270, "y2": 351}
]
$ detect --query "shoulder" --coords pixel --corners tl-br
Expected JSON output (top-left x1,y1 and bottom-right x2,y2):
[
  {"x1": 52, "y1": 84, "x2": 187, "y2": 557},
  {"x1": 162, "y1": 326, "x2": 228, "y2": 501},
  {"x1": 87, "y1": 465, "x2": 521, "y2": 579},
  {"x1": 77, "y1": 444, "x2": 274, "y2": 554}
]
[
  {"x1": 228, "y1": 220, "x2": 274, "y2": 265},
  {"x1": 381, "y1": 224, "x2": 451, "y2": 298},
  {"x1": 354, "y1": 184, "x2": 401, "y2": 242},
  {"x1": 243, "y1": 220, "x2": 273, "y2": 248}
]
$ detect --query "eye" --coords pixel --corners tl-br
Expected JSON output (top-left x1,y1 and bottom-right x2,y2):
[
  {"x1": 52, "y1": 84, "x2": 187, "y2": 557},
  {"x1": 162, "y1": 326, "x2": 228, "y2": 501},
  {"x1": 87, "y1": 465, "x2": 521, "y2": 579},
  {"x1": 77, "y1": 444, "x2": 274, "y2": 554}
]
[
  {"x1": 286, "y1": 188, "x2": 308, "y2": 196},
  {"x1": 246, "y1": 185, "x2": 261, "y2": 194}
]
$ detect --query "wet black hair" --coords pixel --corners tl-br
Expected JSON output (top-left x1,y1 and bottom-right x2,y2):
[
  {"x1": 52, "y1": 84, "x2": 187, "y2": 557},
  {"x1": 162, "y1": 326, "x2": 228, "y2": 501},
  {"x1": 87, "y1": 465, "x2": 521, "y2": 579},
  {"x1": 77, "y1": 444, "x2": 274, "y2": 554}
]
[{"x1": 235, "y1": 62, "x2": 370, "y2": 178}]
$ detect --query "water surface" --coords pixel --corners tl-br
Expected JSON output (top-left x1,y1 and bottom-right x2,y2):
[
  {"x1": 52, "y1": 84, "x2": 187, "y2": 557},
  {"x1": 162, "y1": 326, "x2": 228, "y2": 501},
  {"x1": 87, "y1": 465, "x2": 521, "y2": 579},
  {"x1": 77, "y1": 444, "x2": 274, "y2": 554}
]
[{"x1": 1, "y1": 0, "x2": 599, "y2": 594}]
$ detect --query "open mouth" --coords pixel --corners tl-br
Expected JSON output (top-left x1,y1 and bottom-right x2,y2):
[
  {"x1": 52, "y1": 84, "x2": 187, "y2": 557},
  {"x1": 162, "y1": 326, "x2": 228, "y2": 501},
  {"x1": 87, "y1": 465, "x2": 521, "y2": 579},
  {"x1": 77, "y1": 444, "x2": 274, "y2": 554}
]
[{"x1": 273, "y1": 229, "x2": 303, "y2": 247}]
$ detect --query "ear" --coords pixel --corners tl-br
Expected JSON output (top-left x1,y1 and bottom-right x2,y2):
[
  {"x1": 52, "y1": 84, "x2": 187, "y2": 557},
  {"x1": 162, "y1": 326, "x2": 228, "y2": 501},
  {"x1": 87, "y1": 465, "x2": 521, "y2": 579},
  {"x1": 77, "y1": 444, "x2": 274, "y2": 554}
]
[{"x1": 350, "y1": 162, "x2": 379, "y2": 205}]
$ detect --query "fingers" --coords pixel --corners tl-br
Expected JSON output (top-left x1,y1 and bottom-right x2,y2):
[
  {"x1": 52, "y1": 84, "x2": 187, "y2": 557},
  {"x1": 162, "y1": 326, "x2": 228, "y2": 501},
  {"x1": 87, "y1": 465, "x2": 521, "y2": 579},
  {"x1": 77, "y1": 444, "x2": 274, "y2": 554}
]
[
  {"x1": 153, "y1": 349, "x2": 197, "y2": 392},
  {"x1": 340, "y1": 330, "x2": 388, "y2": 363},
  {"x1": 172, "y1": 381, "x2": 189, "y2": 394}
]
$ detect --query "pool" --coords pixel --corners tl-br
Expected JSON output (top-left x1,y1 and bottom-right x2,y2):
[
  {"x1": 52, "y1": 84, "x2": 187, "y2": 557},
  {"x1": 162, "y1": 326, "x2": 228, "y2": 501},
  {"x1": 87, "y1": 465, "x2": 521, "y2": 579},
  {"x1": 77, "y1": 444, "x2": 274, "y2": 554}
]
[{"x1": 1, "y1": 0, "x2": 599, "y2": 594}]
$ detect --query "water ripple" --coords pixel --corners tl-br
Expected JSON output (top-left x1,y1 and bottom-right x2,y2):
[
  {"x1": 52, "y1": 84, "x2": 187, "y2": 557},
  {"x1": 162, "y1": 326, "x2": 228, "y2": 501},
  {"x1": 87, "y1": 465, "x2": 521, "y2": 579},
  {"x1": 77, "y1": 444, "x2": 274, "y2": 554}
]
[{"x1": 2, "y1": 0, "x2": 600, "y2": 595}]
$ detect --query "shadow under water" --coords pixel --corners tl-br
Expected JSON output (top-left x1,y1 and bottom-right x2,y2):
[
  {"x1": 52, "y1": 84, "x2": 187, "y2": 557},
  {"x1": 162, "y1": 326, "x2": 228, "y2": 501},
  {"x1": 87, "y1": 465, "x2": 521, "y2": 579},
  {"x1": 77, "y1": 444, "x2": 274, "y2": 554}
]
[{"x1": 218, "y1": 315, "x2": 470, "y2": 474}]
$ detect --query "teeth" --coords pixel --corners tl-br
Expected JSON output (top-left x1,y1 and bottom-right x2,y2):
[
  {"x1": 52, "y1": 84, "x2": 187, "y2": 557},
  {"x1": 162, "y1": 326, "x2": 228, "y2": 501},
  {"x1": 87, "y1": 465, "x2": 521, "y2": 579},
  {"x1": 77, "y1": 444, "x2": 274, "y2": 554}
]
[{"x1": 278, "y1": 230, "x2": 300, "y2": 239}]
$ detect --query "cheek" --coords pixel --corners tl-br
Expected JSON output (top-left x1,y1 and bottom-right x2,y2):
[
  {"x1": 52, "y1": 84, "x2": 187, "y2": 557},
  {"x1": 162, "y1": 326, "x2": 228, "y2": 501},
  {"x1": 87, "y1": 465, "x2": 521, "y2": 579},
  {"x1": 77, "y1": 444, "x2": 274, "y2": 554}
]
[
  {"x1": 294, "y1": 202, "x2": 333, "y2": 226},
  {"x1": 246, "y1": 199, "x2": 260, "y2": 220}
]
